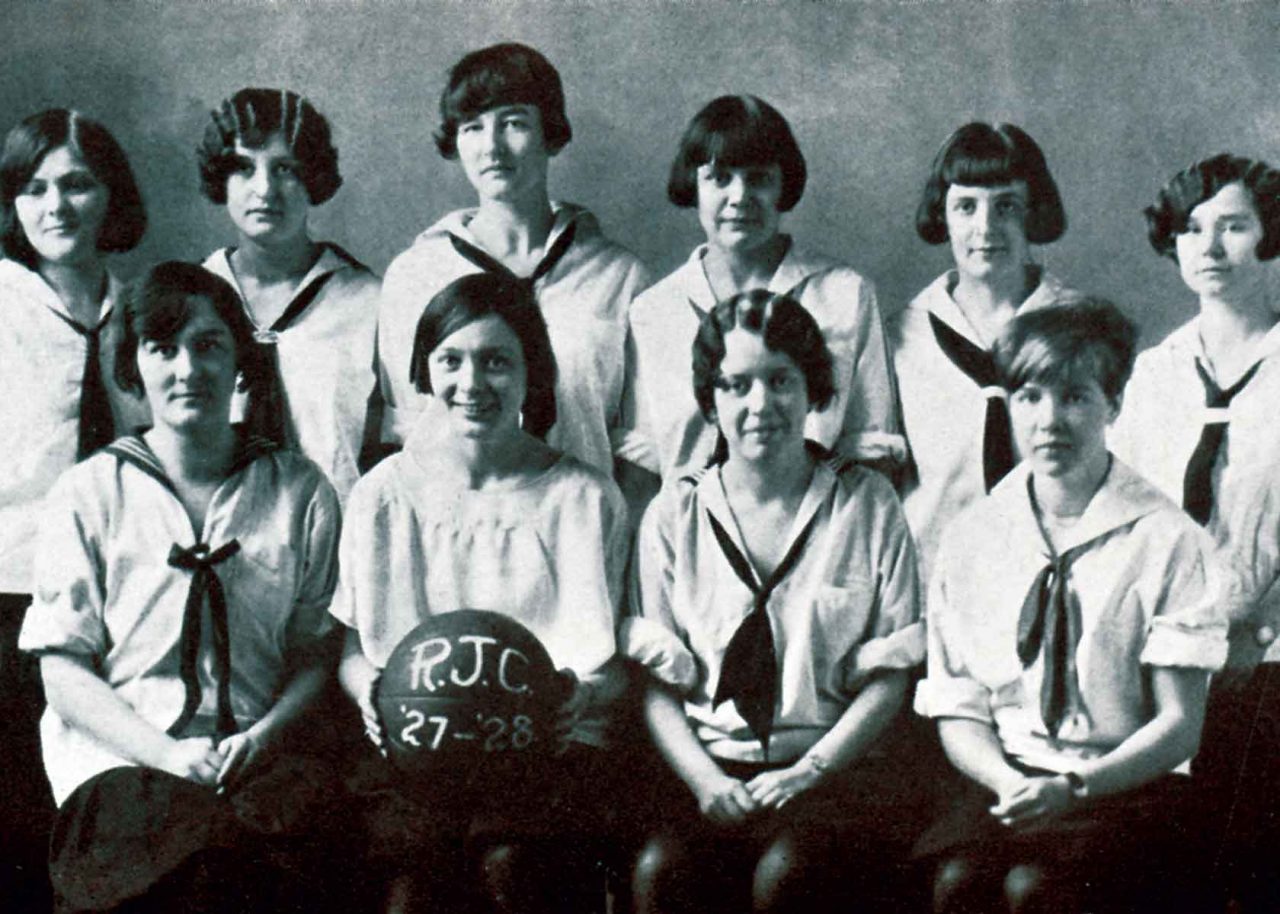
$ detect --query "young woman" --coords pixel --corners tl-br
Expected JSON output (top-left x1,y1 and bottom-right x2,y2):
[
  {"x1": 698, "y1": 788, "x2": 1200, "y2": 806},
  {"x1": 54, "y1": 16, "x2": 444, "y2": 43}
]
[
  {"x1": 916, "y1": 300, "x2": 1226, "y2": 913},
  {"x1": 627, "y1": 95, "x2": 901, "y2": 480},
  {"x1": 0, "y1": 108, "x2": 148, "y2": 905},
  {"x1": 625, "y1": 291, "x2": 925, "y2": 913},
  {"x1": 197, "y1": 87, "x2": 381, "y2": 503},
  {"x1": 335, "y1": 272, "x2": 629, "y2": 914},
  {"x1": 890, "y1": 122, "x2": 1082, "y2": 587},
  {"x1": 1110, "y1": 154, "x2": 1280, "y2": 912},
  {"x1": 18, "y1": 262, "x2": 343, "y2": 913},
  {"x1": 376, "y1": 43, "x2": 650, "y2": 483}
]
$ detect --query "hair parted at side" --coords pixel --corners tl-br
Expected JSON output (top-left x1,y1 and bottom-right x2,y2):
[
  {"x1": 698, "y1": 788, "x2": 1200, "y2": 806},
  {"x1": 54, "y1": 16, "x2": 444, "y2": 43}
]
[
  {"x1": 1, "y1": 108, "x2": 146, "y2": 268},
  {"x1": 434, "y1": 43, "x2": 572, "y2": 160},
  {"x1": 1144, "y1": 153, "x2": 1280, "y2": 262},
  {"x1": 409, "y1": 272, "x2": 558, "y2": 439},
  {"x1": 994, "y1": 297, "x2": 1137, "y2": 404},
  {"x1": 692, "y1": 289, "x2": 835, "y2": 423},
  {"x1": 114, "y1": 261, "x2": 268, "y2": 397},
  {"x1": 197, "y1": 87, "x2": 342, "y2": 205},
  {"x1": 916, "y1": 121, "x2": 1066, "y2": 246},
  {"x1": 667, "y1": 95, "x2": 807, "y2": 212}
]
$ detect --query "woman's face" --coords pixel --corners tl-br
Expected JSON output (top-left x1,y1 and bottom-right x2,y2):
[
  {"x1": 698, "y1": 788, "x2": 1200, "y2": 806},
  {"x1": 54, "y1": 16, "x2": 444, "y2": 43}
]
[
  {"x1": 713, "y1": 327, "x2": 809, "y2": 465},
  {"x1": 944, "y1": 181, "x2": 1031, "y2": 284},
  {"x1": 1174, "y1": 181, "x2": 1268, "y2": 305},
  {"x1": 455, "y1": 104, "x2": 551, "y2": 205},
  {"x1": 224, "y1": 131, "x2": 310, "y2": 247},
  {"x1": 1009, "y1": 371, "x2": 1117, "y2": 484},
  {"x1": 427, "y1": 313, "x2": 528, "y2": 441},
  {"x1": 136, "y1": 295, "x2": 239, "y2": 434},
  {"x1": 696, "y1": 161, "x2": 783, "y2": 258},
  {"x1": 13, "y1": 145, "x2": 109, "y2": 268}
]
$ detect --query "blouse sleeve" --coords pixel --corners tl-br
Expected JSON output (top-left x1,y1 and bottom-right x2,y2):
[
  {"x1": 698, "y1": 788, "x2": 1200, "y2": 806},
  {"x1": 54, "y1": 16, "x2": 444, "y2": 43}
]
[
  {"x1": 284, "y1": 474, "x2": 342, "y2": 653},
  {"x1": 1140, "y1": 520, "x2": 1229, "y2": 670},
  {"x1": 18, "y1": 469, "x2": 107, "y2": 659},
  {"x1": 913, "y1": 541, "x2": 994, "y2": 723},
  {"x1": 609, "y1": 260, "x2": 660, "y2": 472},
  {"x1": 620, "y1": 489, "x2": 699, "y2": 693},
  {"x1": 830, "y1": 277, "x2": 907, "y2": 468}
]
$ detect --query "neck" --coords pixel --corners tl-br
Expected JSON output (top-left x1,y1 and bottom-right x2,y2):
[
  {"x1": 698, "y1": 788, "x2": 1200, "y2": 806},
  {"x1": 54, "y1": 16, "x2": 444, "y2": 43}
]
[
  {"x1": 721, "y1": 442, "x2": 811, "y2": 502},
  {"x1": 233, "y1": 234, "x2": 318, "y2": 283},
  {"x1": 443, "y1": 428, "x2": 537, "y2": 489},
  {"x1": 952, "y1": 264, "x2": 1034, "y2": 316},
  {"x1": 38, "y1": 258, "x2": 106, "y2": 322},
  {"x1": 470, "y1": 194, "x2": 555, "y2": 256},
  {"x1": 1033, "y1": 453, "x2": 1110, "y2": 521},
  {"x1": 1198, "y1": 292, "x2": 1278, "y2": 365},
  {"x1": 704, "y1": 235, "x2": 788, "y2": 296},
  {"x1": 145, "y1": 422, "x2": 237, "y2": 484}
]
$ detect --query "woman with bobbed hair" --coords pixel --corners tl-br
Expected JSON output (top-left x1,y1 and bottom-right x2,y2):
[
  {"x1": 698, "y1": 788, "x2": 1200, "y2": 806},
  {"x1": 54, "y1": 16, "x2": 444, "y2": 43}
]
[
  {"x1": 890, "y1": 121, "x2": 1082, "y2": 589},
  {"x1": 0, "y1": 108, "x2": 149, "y2": 902},
  {"x1": 625, "y1": 290, "x2": 926, "y2": 913},
  {"x1": 627, "y1": 95, "x2": 901, "y2": 480},
  {"x1": 19, "y1": 262, "x2": 345, "y2": 913},
  {"x1": 336, "y1": 272, "x2": 630, "y2": 914},
  {"x1": 376, "y1": 43, "x2": 651, "y2": 485},
  {"x1": 1110, "y1": 153, "x2": 1280, "y2": 912},
  {"x1": 917, "y1": 299, "x2": 1225, "y2": 913},
  {"x1": 197, "y1": 86, "x2": 380, "y2": 504}
]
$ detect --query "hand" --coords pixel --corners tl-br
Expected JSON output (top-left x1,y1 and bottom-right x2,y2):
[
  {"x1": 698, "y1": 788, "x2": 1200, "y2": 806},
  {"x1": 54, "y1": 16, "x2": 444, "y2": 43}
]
[
  {"x1": 554, "y1": 669, "x2": 593, "y2": 754},
  {"x1": 745, "y1": 761, "x2": 823, "y2": 811},
  {"x1": 990, "y1": 775, "x2": 1075, "y2": 828},
  {"x1": 692, "y1": 771, "x2": 760, "y2": 826},
  {"x1": 357, "y1": 669, "x2": 386, "y2": 753},
  {"x1": 158, "y1": 737, "x2": 225, "y2": 787},
  {"x1": 1218, "y1": 626, "x2": 1269, "y2": 690},
  {"x1": 216, "y1": 729, "x2": 270, "y2": 791}
]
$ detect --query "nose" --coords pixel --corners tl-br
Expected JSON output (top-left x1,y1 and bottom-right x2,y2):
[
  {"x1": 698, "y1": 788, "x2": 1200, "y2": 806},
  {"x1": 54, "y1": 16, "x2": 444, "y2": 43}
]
[
  {"x1": 248, "y1": 164, "x2": 273, "y2": 197},
  {"x1": 172, "y1": 345, "x2": 197, "y2": 379},
  {"x1": 725, "y1": 173, "x2": 748, "y2": 206},
  {"x1": 744, "y1": 379, "x2": 770, "y2": 412},
  {"x1": 47, "y1": 184, "x2": 72, "y2": 215},
  {"x1": 974, "y1": 200, "x2": 997, "y2": 233},
  {"x1": 1205, "y1": 227, "x2": 1227, "y2": 259},
  {"x1": 457, "y1": 357, "x2": 483, "y2": 393},
  {"x1": 1037, "y1": 394, "x2": 1067, "y2": 428}
]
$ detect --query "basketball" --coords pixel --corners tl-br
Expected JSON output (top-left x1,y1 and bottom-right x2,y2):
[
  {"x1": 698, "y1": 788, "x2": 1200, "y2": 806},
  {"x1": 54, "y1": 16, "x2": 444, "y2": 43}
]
[{"x1": 374, "y1": 609, "x2": 568, "y2": 786}]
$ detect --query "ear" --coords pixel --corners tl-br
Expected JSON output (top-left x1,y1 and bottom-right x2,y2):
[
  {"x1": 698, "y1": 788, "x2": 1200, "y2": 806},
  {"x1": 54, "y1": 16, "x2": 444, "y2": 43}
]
[{"x1": 1107, "y1": 392, "x2": 1124, "y2": 424}]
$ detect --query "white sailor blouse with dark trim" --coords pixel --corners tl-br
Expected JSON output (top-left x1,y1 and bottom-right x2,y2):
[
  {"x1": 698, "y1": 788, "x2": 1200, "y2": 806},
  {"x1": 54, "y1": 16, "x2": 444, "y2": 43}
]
[
  {"x1": 889, "y1": 268, "x2": 1082, "y2": 590},
  {"x1": 1110, "y1": 319, "x2": 1280, "y2": 662},
  {"x1": 625, "y1": 240, "x2": 904, "y2": 479},
  {"x1": 203, "y1": 245, "x2": 381, "y2": 505},
  {"x1": 622, "y1": 458, "x2": 924, "y2": 764},
  {"x1": 915, "y1": 458, "x2": 1227, "y2": 777},
  {"x1": 0, "y1": 259, "x2": 149, "y2": 594},
  {"x1": 376, "y1": 203, "x2": 651, "y2": 475},
  {"x1": 19, "y1": 436, "x2": 341, "y2": 804}
]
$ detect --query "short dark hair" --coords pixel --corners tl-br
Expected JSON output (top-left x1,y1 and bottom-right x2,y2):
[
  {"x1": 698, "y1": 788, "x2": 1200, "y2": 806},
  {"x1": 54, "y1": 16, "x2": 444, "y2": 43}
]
[
  {"x1": 408, "y1": 273, "x2": 558, "y2": 439},
  {"x1": 115, "y1": 261, "x2": 269, "y2": 398},
  {"x1": 667, "y1": 95, "x2": 807, "y2": 213},
  {"x1": 1144, "y1": 153, "x2": 1280, "y2": 262},
  {"x1": 197, "y1": 88, "x2": 342, "y2": 206},
  {"x1": 692, "y1": 289, "x2": 835, "y2": 423},
  {"x1": 916, "y1": 122, "x2": 1066, "y2": 246},
  {"x1": 434, "y1": 43, "x2": 572, "y2": 160},
  {"x1": 995, "y1": 297, "x2": 1137, "y2": 404},
  {"x1": 1, "y1": 109, "x2": 146, "y2": 269}
]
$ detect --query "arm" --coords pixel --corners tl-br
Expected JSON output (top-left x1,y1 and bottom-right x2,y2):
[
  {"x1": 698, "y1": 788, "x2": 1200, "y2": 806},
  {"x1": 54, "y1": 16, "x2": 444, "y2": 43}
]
[
  {"x1": 937, "y1": 716, "x2": 1030, "y2": 801},
  {"x1": 339, "y1": 627, "x2": 383, "y2": 746},
  {"x1": 831, "y1": 277, "x2": 907, "y2": 474},
  {"x1": 644, "y1": 681, "x2": 759, "y2": 824},
  {"x1": 41, "y1": 652, "x2": 223, "y2": 785}
]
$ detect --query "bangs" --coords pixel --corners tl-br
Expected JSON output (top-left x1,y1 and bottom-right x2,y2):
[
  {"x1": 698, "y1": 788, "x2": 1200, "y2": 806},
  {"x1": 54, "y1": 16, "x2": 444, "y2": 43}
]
[
  {"x1": 443, "y1": 68, "x2": 538, "y2": 124},
  {"x1": 683, "y1": 101, "x2": 786, "y2": 171},
  {"x1": 1006, "y1": 337, "x2": 1109, "y2": 394},
  {"x1": 135, "y1": 293, "x2": 198, "y2": 345},
  {"x1": 940, "y1": 136, "x2": 1024, "y2": 189}
]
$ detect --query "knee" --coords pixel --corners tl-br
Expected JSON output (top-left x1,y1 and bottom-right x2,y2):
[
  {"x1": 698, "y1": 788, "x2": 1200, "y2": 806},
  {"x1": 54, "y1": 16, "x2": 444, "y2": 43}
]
[
  {"x1": 478, "y1": 842, "x2": 523, "y2": 911},
  {"x1": 753, "y1": 830, "x2": 828, "y2": 914},
  {"x1": 632, "y1": 834, "x2": 690, "y2": 914},
  {"x1": 1003, "y1": 863, "x2": 1074, "y2": 914},
  {"x1": 932, "y1": 856, "x2": 984, "y2": 914}
]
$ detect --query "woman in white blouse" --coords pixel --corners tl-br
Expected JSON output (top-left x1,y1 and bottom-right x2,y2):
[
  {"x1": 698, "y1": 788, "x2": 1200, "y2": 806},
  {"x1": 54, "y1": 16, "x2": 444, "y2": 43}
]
[
  {"x1": 20, "y1": 262, "x2": 343, "y2": 913},
  {"x1": 197, "y1": 87, "x2": 381, "y2": 504},
  {"x1": 890, "y1": 122, "x2": 1081, "y2": 589},
  {"x1": 0, "y1": 108, "x2": 147, "y2": 906},
  {"x1": 335, "y1": 272, "x2": 629, "y2": 914},
  {"x1": 916, "y1": 300, "x2": 1225, "y2": 913},
  {"x1": 627, "y1": 95, "x2": 901, "y2": 481},
  {"x1": 626, "y1": 290, "x2": 925, "y2": 914}
]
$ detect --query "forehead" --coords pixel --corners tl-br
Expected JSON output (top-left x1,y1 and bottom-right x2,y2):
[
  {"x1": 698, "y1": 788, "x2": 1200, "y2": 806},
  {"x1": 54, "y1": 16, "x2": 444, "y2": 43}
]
[
  {"x1": 698, "y1": 160, "x2": 781, "y2": 176},
  {"x1": 1188, "y1": 181, "x2": 1259, "y2": 221},
  {"x1": 437, "y1": 313, "x2": 523, "y2": 351},
  {"x1": 945, "y1": 181, "x2": 1028, "y2": 201},
  {"x1": 462, "y1": 103, "x2": 541, "y2": 123},
  {"x1": 233, "y1": 131, "x2": 294, "y2": 158},
  {"x1": 719, "y1": 328, "x2": 799, "y2": 373},
  {"x1": 32, "y1": 144, "x2": 92, "y2": 179},
  {"x1": 146, "y1": 295, "x2": 234, "y2": 340}
]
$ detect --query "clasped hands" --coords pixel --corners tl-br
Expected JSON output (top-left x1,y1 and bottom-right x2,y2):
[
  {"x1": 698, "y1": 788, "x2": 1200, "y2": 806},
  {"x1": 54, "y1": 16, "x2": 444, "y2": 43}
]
[
  {"x1": 693, "y1": 761, "x2": 823, "y2": 826},
  {"x1": 158, "y1": 730, "x2": 270, "y2": 793},
  {"x1": 990, "y1": 774, "x2": 1077, "y2": 828}
]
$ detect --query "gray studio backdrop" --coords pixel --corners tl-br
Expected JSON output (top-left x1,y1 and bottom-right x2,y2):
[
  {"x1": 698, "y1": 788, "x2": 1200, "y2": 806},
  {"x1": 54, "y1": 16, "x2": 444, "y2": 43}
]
[{"x1": 4, "y1": 0, "x2": 1278, "y2": 343}]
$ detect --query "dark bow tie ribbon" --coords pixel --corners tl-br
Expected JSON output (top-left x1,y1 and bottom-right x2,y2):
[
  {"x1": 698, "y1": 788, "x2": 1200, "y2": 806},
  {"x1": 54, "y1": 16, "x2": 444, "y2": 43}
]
[
  {"x1": 166, "y1": 540, "x2": 241, "y2": 739},
  {"x1": 447, "y1": 221, "x2": 578, "y2": 290},
  {"x1": 707, "y1": 511, "x2": 818, "y2": 759},
  {"x1": 1182, "y1": 357, "x2": 1261, "y2": 526},
  {"x1": 1016, "y1": 551, "x2": 1081, "y2": 738},
  {"x1": 929, "y1": 313, "x2": 1014, "y2": 493},
  {"x1": 48, "y1": 310, "x2": 114, "y2": 460}
]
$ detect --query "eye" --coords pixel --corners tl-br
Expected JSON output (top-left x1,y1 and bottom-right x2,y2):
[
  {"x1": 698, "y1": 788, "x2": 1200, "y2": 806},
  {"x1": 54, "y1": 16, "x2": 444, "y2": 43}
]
[
  {"x1": 715, "y1": 376, "x2": 750, "y2": 396},
  {"x1": 18, "y1": 179, "x2": 46, "y2": 197},
  {"x1": 747, "y1": 169, "x2": 777, "y2": 189},
  {"x1": 768, "y1": 372, "x2": 796, "y2": 392},
  {"x1": 952, "y1": 199, "x2": 976, "y2": 215},
  {"x1": 272, "y1": 161, "x2": 301, "y2": 179},
  {"x1": 230, "y1": 156, "x2": 255, "y2": 176},
  {"x1": 195, "y1": 338, "x2": 226, "y2": 354},
  {"x1": 1013, "y1": 388, "x2": 1038, "y2": 405},
  {"x1": 995, "y1": 198, "x2": 1024, "y2": 217},
  {"x1": 501, "y1": 114, "x2": 529, "y2": 130},
  {"x1": 459, "y1": 121, "x2": 482, "y2": 134},
  {"x1": 62, "y1": 174, "x2": 100, "y2": 194},
  {"x1": 483, "y1": 353, "x2": 512, "y2": 371},
  {"x1": 437, "y1": 353, "x2": 462, "y2": 370},
  {"x1": 144, "y1": 341, "x2": 177, "y2": 358}
]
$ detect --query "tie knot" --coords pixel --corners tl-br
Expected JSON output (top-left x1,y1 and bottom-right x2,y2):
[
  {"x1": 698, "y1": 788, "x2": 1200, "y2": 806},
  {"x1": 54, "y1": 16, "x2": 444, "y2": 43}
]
[{"x1": 168, "y1": 539, "x2": 241, "y2": 571}]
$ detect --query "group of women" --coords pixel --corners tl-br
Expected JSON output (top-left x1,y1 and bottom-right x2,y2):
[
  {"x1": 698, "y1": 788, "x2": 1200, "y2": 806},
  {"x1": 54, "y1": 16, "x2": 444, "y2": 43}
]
[{"x1": 1, "y1": 38, "x2": 1278, "y2": 914}]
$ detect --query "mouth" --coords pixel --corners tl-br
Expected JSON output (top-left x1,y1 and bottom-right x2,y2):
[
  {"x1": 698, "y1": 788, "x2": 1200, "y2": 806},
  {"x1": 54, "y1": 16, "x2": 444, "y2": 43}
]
[
  {"x1": 451, "y1": 400, "x2": 500, "y2": 420},
  {"x1": 1035, "y1": 441, "x2": 1073, "y2": 455},
  {"x1": 247, "y1": 207, "x2": 284, "y2": 219},
  {"x1": 171, "y1": 391, "x2": 211, "y2": 403}
]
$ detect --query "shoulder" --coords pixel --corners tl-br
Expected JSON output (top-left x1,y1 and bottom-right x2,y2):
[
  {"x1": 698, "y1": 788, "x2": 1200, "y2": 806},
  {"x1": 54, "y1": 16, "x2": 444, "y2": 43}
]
[
  {"x1": 629, "y1": 256, "x2": 698, "y2": 324},
  {"x1": 560, "y1": 204, "x2": 651, "y2": 283},
  {"x1": 886, "y1": 272, "x2": 949, "y2": 346},
  {"x1": 542, "y1": 452, "x2": 626, "y2": 518},
  {"x1": 324, "y1": 246, "x2": 383, "y2": 296},
  {"x1": 382, "y1": 212, "x2": 470, "y2": 287},
  {"x1": 251, "y1": 447, "x2": 340, "y2": 510}
]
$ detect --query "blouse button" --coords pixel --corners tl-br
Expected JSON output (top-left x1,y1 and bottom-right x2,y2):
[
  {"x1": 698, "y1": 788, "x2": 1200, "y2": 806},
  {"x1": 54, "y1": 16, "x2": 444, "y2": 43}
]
[{"x1": 1256, "y1": 625, "x2": 1276, "y2": 648}]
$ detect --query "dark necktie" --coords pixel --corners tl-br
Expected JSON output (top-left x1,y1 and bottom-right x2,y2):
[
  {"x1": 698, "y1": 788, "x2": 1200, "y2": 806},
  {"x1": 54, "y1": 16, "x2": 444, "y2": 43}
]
[
  {"x1": 447, "y1": 221, "x2": 578, "y2": 291},
  {"x1": 1016, "y1": 546, "x2": 1081, "y2": 738},
  {"x1": 707, "y1": 510, "x2": 819, "y2": 758},
  {"x1": 166, "y1": 540, "x2": 241, "y2": 739},
  {"x1": 1182, "y1": 358, "x2": 1261, "y2": 526},
  {"x1": 245, "y1": 271, "x2": 337, "y2": 448},
  {"x1": 48, "y1": 310, "x2": 114, "y2": 459},
  {"x1": 929, "y1": 312, "x2": 1014, "y2": 492}
]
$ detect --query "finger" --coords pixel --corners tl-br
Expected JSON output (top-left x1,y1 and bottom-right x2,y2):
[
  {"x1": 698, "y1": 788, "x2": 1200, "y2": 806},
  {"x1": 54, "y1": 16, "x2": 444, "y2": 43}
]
[
  {"x1": 217, "y1": 741, "x2": 247, "y2": 786},
  {"x1": 192, "y1": 759, "x2": 222, "y2": 787},
  {"x1": 732, "y1": 785, "x2": 759, "y2": 813}
]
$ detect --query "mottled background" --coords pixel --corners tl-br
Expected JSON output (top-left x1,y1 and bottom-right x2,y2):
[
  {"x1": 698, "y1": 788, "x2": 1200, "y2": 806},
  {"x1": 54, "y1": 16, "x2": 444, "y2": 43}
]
[{"x1": 4, "y1": 0, "x2": 1278, "y2": 341}]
